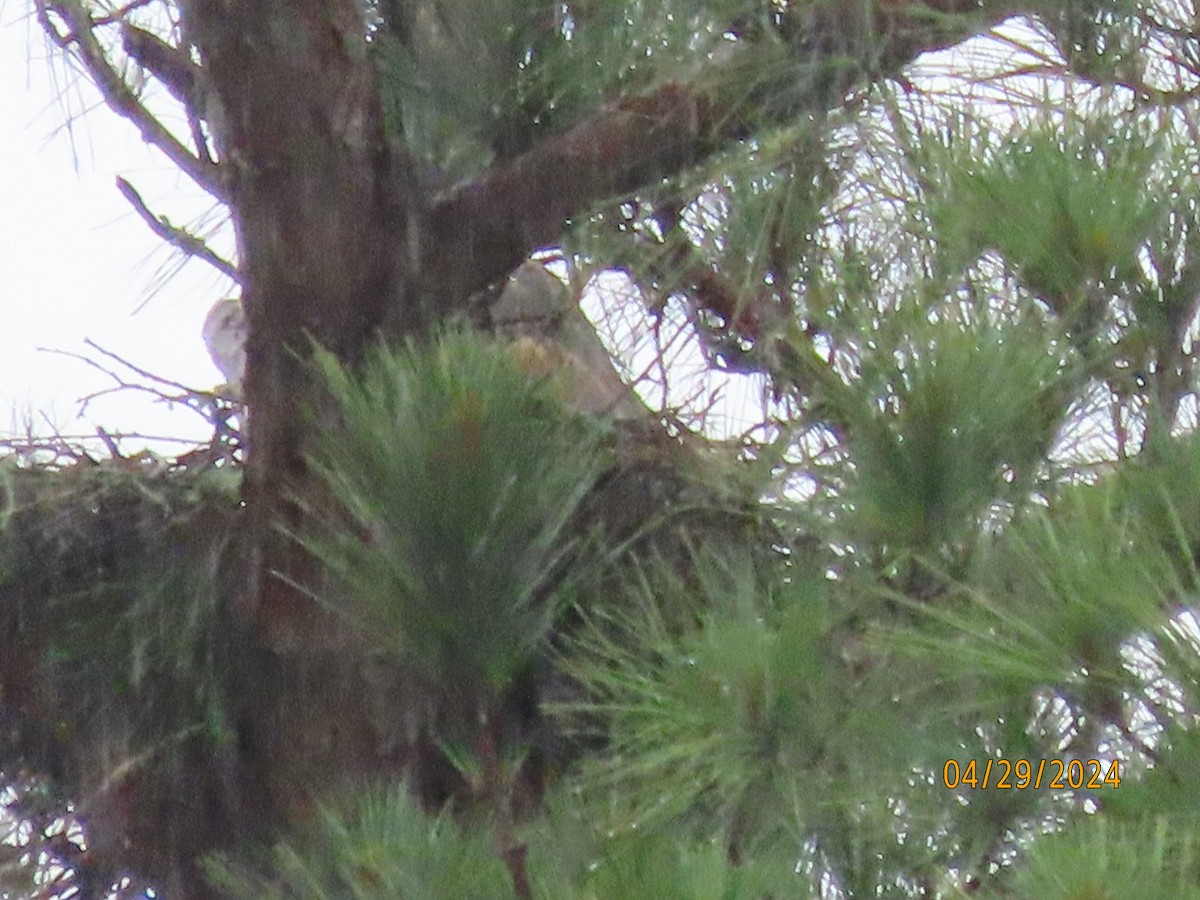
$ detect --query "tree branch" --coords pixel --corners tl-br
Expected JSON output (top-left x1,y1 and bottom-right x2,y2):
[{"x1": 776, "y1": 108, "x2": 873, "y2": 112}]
[
  {"x1": 37, "y1": 0, "x2": 226, "y2": 202},
  {"x1": 420, "y1": 82, "x2": 720, "y2": 308},
  {"x1": 115, "y1": 176, "x2": 240, "y2": 283},
  {"x1": 91, "y1": 0, "x2": 155, "y2": 29},
  {"x1": 419, "y1": 0, "x2": 1025, "y2": 312},
  {"x1": 38, "y1": 340, "x2": 235, "y2": 440},
  {"x1": 120, "y1": 21, "x2": 204, "y2": 110}
]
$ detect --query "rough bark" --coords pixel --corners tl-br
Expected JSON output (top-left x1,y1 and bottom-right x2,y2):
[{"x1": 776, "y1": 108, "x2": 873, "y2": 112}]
[{"x1": 179, "y1": 0, "x2": 417, "y2": 851}]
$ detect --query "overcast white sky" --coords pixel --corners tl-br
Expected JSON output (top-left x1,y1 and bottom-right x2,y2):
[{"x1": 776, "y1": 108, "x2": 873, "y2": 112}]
[{"x1": 1, "y1": 6, "x2": 230, "y2": 452}]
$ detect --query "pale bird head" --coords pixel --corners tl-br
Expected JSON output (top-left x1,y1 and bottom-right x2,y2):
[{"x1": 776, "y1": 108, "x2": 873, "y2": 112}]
[{"x1": 202, "y1": 297, "x2": 247, "y2": 396}]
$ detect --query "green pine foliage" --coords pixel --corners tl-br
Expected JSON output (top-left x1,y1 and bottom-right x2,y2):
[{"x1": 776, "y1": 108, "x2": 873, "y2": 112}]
[
  {"x1": 829, "y1": 300, "x2": 1069, "y2": 554},
  {"x1": 213, "y1": 267, "x2": 1200, "y2": 895},
  {"x1": 205, "y1": 786, "x2": 511, "y2": 899},
  {"x1": 923, "y1": 116, "x2": 1159, "y2": 312},
  {"x1": 1005, "y1": 815, "x2": 1200, "y2": 900},
  {"x1": 299, "y1": 331, "x2": 608, "y2": 693},
  {"x1": 0, "y1": 460, "x2": 240, "y2": 748},
  {"x1": 375, "y1": 0, "x2": 757, "y2": 181}
]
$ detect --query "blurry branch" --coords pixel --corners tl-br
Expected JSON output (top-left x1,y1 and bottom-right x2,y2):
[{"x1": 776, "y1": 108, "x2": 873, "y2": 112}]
[
  {"x1": 36, "y1": 0, "x2": 226, "y2": 202},
  {"x1": 120, "y1": 20, "x2": 203, "y2": 109},
  {"x1": 0, "y1": 429, "x2": 210, "y2": 471},
  {"x1": 91, "y1": 0, "x2": 155, "y2": 28},
  {"x1": 1, "y1": 410, "x2": 105, "y2": 465},
  {"x1": 38, "y1": 340, "x2": 241, "y2": 445},
  {"x1": 421, "y1": 1, "x2": 1019, "y2": 337},
  {"x1": 46, "y1": 338, "x2": 207, "y2": 415},
  {"x1": 116, "y1": 176, "x2": 240, "y2": 283},
  {"x1": 121, "y1": 20, "x2": 218, "y2": 164},
  {"x1": 0, "y1": 403, "x2": 199, "y2": 467},
  {"x1": 419, "y1": 82, "x2": 725, "y2": 309},
  {"x1": 1036, "y1": 4, "x2": 1200, "y2": 106}
]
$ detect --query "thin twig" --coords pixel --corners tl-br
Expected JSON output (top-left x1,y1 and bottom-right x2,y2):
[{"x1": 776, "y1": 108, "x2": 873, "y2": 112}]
[
  {"x1": 45, "y1": 340, "x2": 189, "y2": 393},
  {"x1": 116, "y1": 176, "x2": 240, "y2": 283},
  {"x1": 0, "y1": 432, "x2": 201, "y2": 449},
  {"x1": 75, "y1": 382, "x2": 198, "y2": 417},
  {"x1": 91, "y1": 0, "x2": 156, "y2": 29},
  {"x1": 38, "y1": 341, "x2": 233, "y2": 423}
]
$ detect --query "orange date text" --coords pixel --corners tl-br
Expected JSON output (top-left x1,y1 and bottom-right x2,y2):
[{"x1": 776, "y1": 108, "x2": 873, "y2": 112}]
[{"x1": 941, "y1": 758, "x2": 1120, "y2": 791}]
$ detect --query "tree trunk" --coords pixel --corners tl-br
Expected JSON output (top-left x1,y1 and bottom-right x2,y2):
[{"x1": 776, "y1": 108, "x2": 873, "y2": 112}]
[{"x1": 179, "y1": 0, "x2": 419, "y2": 833}]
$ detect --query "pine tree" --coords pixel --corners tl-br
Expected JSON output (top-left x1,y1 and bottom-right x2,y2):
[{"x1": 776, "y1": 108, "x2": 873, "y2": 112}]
[{"x1": 5, "y1": 1, "x2": 1200, "y2": 897}]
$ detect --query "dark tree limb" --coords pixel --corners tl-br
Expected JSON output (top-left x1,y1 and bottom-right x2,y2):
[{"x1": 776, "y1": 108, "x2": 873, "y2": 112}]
[
  {"x1": 417, "y1": 82, "x2": 718, "y2": 311},
  {"x1": 120, "y1": 21, "x2": 203, "y2": 110},
  {"x1": 176, "y1": 0, "x2": 420, "y2": 859},
  {"x1": 120, "y1": 22, "x2": 223, "y2": 161},
  {"x1": 418, "y1": 0, "x2": 1027, "y2": 317}
]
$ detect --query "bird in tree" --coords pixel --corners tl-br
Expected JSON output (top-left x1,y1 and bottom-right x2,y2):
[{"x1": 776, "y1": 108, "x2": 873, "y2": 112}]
[
  {"x1": 492, "y1": 261, "x2": 646, "y2": 422},
  {"x1": 202, "y1": 297, "x2": 247, "y2": 398}
]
